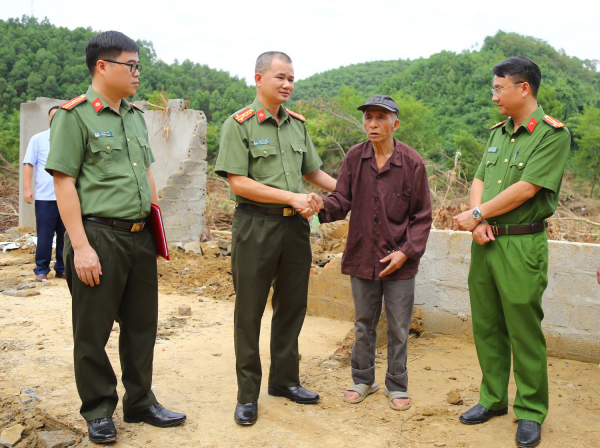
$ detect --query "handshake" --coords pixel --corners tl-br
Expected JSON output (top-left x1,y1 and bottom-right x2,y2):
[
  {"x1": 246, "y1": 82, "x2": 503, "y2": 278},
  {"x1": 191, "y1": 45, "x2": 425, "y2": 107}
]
[{"x1": 292, "y1": 192, "x2": 324, "y2": 218}]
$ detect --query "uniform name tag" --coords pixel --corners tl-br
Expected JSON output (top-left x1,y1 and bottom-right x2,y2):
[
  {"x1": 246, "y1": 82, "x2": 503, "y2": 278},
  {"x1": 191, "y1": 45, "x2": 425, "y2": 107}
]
[
  {"x1": 252, "y1": 139, "x2": 270, "y2": 146},
  {"x1": 94, "y1": 131, "x2": 114, "y2": 138},
  {"x1": 488, "y1": 147, "x2": 498, "y2": 153}
]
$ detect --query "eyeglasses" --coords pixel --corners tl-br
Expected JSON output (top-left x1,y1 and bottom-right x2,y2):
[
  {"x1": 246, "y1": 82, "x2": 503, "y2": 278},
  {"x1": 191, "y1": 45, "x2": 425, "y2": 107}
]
[
  {"x1": 101, "y1": 60, "x2": 142, "y2": 74},
  {"x1": 491, "y1": 81, "x2": 524, "y2": 96}
]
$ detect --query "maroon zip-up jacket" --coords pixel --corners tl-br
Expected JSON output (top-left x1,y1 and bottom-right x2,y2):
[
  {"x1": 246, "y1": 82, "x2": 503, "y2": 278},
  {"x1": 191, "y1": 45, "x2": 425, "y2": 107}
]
[{"x1": 319, "y1": 139, "x2": 432, "y2": 280}]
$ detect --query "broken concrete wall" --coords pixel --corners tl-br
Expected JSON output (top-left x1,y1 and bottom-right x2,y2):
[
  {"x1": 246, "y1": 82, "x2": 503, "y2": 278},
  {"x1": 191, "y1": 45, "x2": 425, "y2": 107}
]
[
  {"x1": 18, "y1": 98, "x2": 207, "y2": 243},
  {"x1": 307, "y1": 230, "x2": 600, "y2": 362}
]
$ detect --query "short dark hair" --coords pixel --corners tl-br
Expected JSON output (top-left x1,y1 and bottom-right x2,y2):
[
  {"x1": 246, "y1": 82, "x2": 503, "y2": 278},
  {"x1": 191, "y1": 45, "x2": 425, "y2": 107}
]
[
  {"x1": 493, "y1": 56, "x2": 542, "y2": 97},
  {"x1": 85, "y1": 31, "x2": 139, "y2": 76},
  {"x1": 48, "y1": 105, "x2": 60, "y2": 115},
  {"x1": 255, "y1": 51, "x2": 292, "y2": 74}
]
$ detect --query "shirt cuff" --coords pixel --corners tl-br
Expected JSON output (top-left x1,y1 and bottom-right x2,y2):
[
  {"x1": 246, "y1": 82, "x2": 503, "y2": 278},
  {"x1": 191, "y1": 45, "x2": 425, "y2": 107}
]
[
  {"x1": 214, "y1": 164, "x2": 247, "y2": 178},
  {"x1": 44, "y1": 162, "x2": 79, "y2": 179},
  {"x1": 399, "y1": 242, "x2": 418, "y2": 260},
  {"x1": 519, "y1": 175, "x2": 559, "y2": 193}
]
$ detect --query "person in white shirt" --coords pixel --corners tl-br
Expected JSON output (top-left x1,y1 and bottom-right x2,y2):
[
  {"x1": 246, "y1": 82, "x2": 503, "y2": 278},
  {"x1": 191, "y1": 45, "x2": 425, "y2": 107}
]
[{"x1": 23, "y1": 106, "x2": 66, "y2": 281}]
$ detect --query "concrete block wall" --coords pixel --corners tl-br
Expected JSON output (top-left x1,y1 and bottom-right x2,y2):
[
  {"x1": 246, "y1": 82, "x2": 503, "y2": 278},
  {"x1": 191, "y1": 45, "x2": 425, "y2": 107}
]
[
  {"x1": 307, "y1": 230, "x2": 600, "y2": 362},
  {"x1": 157, "y1": 107, "x2": 208, "y2": 243}
]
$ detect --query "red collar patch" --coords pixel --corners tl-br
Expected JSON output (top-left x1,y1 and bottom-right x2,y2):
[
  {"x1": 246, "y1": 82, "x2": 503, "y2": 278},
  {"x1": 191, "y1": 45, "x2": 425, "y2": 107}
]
[
  {"x1": 92, "y1": 98, "x2": 104, "y2": 113},
  {"x1": 257, "y1": 109, "x2": 267, "y2": 123},
  {"x1": 527, "y1": 116, "x2": 538, "y2": 133},
  {"x1": 490, "y1": 118, "x2": 508, "y2": 130},
  {"x1": 543, "y1": 115, "x2": 566, "y2": 128}
]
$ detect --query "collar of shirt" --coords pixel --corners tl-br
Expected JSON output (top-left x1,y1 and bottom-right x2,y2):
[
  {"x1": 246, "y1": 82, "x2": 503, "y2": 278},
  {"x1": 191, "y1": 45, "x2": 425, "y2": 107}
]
[
  {"x1": 502, "y1": 105, "x2": 546, "y2": 136},
  {"x1": 251, "y1": 97, "x2": 290, "y2": 124},
  {"x1": 360, "y1": 139, "x2": 404, "y2": 174},
  {"x1": 85, "y1": 85, "x2": 134, "y2": 115}
]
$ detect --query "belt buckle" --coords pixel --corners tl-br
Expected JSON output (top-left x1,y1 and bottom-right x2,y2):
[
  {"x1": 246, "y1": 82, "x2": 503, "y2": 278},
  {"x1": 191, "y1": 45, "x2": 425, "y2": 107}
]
[
  {"x1": 283, "y1": 208, "x2": 295, "y2": 217},
  {"x1": 130, "y1": 222, "x2": 145, "y2": 232},
  {"x1": 492, "y1": 225, "x2": 499, "y2": 235}
]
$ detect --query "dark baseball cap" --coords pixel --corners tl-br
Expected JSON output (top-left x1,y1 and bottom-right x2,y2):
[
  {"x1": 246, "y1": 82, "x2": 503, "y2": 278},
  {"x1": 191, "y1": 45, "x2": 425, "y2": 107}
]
[{"x1": 357, "y1": 94, "x2": 399, "y2": 115}]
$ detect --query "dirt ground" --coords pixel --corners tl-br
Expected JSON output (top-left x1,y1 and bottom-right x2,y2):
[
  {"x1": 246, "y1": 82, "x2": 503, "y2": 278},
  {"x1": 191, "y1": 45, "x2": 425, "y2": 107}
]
[{"x1": 1, "y1": 249, "x2": 599, "y2": 448}]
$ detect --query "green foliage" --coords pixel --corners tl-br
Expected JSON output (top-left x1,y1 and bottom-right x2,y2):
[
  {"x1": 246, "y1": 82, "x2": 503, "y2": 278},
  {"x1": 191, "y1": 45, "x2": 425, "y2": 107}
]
[{"x1": 571, "y1": 106, "x2": 600, "y2": 197}]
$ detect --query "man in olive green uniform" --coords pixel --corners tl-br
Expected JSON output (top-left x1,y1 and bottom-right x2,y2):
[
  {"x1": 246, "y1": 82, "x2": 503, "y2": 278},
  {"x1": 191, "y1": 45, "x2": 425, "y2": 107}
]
[
  {"x1": 46, "y1": 31, "x2": 185, "y2": 444},
  {"x1": 454, "y1": 57, "x2": 570, "y2": 447},
  {"x1": 215, "y1": 51, "x2": 336, "y2": 426}
]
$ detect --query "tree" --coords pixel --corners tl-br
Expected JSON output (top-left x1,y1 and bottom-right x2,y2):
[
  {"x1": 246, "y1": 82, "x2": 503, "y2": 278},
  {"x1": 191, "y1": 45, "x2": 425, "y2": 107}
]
[{"x1": 571, "y1": 107, "x2": 600, "y2": 197}]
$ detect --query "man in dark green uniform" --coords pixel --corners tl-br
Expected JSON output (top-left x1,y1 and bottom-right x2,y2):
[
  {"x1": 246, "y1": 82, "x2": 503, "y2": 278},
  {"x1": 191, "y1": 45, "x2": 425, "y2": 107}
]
[
  {"x1": 46, "y1": 31, "x2": 185, "y2": 444},
  {"x1": 215, "y1": 51, "x2": 336, "y2": 426},
  {"x1": 454, "y1": 56, "x2": 570, "y2": 447}
]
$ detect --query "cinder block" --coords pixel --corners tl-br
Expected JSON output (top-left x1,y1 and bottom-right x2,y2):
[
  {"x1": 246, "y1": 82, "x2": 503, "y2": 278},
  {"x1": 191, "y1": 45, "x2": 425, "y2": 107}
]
[
  {"x1": 181, "y1": 160, "x2": 206, "y2": 175},
  {"x1": 169, "y1": 173, "x2": 191, "y2": 186},
  {"x1": 573, "y1": 303, "x2": 600, "y2": 332},
  {"x1": 159, "y1": 186, "x2": 183, "y2": 200},
  {"x1": 541, "y1": 299, "x2": 570, "y2": 328},
  {"x1": 181, "y1": 187, "x2": 204, "y2": 200},
  {"x1": 162, "y1": 213, "x2": 181, "y2": 227},
  {"x1": 165, "y1": 226, "x2": 186, "y2": 242},
  {"x1": 188, "y1": 147, "x2": 207, "y2": 161}
]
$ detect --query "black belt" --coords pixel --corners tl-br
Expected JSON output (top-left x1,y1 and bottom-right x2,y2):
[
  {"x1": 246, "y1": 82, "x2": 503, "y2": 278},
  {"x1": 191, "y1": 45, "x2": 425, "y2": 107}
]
[
  {"x1": 236, "y1": 203, "x2": 297, "y2": 216},
  {"x1": 488, "y1": 221, "x2": 548, "y2": 236},
  {"x1": 84, "y1": 216, "x2": 147, "y2": 232}
]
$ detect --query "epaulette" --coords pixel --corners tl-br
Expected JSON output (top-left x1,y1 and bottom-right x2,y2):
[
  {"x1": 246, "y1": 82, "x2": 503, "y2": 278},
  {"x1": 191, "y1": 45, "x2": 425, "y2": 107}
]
[
  {"x1": 60, "y1": 95, "x2": 86, "y2": 110},
  {"x1": 543, "y1": 115, "x2": 566, "y2": 128},
  {"x1": 489, "y1": 118, "x2": 508, "y2": 130},
  {"x1": 233, "y1": 108, "x2": 255, "y2": 123},
  {"x1": 286, "y1": 108, "x2": 306, "y2": 122},
  {"x1": 127, "y1": 100, "x2": 144, "y2": 113}
]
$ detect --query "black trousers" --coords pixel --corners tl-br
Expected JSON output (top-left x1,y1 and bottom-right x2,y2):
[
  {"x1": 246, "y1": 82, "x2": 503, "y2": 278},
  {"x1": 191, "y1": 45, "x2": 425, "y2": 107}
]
[
  {"x1": 231, "y1": 208, "x2": 312, "y2": 403},
  {"x1": 34, "y1": 200, "x2": 65, "y2": 275},
  {"x1": 64, "y1": 220, "x2": 158, "y2": 421}
]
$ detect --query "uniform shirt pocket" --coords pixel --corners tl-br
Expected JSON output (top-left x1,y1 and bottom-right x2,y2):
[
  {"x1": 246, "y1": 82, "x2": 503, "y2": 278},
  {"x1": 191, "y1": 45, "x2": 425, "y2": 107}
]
[
  {"x1": 89, "y1": 137, "x2": 127, "y2": 178},
  {"x1": 249, "y1": 144, "x2": 279, "y2": 178},
  {"x1": 136, "y1": 135, "x2": 152, "y2": 169},
  {"x1": 483, "y1": 153, "x2": 500, "y2": 189},
  {"x1": 290, "y1": 142, "x2": 305, "y2": 174}
]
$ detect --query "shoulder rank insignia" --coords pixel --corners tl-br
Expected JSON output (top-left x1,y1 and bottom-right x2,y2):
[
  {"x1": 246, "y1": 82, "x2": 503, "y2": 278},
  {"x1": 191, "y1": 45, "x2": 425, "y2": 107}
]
[
  {"x1": 60, "y1": 95, "x2": 86, "y2": 111},
  {"x1": 234, "y1": 108, "x2": 255, "y2": 123},
  {"x1": 543, "y1": 115, "x2": 566, "y2": 128},
  {"x1": 489, "y1": 118, "x2": 508, "y2": 130},
  {"x1": 127, "y1": 100, "x2": 144, "y2": 113},
  {"x1": 286, "y1": 108, "x2": 306, "y2": 122}
]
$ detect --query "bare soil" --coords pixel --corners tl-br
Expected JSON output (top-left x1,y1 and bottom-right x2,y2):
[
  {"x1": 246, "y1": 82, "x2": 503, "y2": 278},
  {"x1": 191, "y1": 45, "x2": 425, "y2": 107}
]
[{"x1": 1, "y1": 250, "x2": 599, "y2": 447}]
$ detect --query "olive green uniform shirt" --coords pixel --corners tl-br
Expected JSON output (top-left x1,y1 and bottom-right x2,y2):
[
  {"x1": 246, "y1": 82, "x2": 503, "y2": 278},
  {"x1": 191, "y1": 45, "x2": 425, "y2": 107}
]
[
  {"x1": 46, "y1": 86, "x2": 155, "y2": 220},
  {"x1": 474, "y1": 106, "x2": 571, "y2": 225},
  {"x1": 215, "y1": 97, "x2": 322, "y2": 207}
]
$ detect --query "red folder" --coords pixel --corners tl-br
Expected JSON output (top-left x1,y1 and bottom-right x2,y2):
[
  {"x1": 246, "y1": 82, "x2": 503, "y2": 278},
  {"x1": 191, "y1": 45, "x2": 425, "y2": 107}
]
[{"x1": 150, "y1": 203, "x2": 170, "y2": 261}]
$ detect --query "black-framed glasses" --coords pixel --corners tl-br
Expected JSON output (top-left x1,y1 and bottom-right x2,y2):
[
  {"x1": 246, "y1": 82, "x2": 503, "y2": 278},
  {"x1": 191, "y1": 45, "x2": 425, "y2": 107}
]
[
  {"x1": 491, "y1": 81, "x2": 524, "y2": 96},
  {"x1": 101, "y1": 60, "x2": 142, "y2": 74}
]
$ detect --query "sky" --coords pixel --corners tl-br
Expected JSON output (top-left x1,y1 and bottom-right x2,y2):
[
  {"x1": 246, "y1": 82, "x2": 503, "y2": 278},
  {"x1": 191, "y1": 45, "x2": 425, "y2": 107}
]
[{"x1": 1, "y1": 0, "x2": 599, "y2": 84}]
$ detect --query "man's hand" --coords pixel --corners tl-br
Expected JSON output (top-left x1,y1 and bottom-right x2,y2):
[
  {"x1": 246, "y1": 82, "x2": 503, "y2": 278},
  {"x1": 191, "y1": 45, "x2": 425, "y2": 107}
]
[
  {"x1": 472, "y1": 221, "x2": 496, "y2": 245},
  {"x1": 379, "y1": 250, "x2": 408, "y2": 277},
  {"x1": 453, "y1": 209, "x2": 479, "y2": 232},
  {"x1": 307, "y1": 193, "x2": 324, "y2": 211},
  {"x1": 290, "y1": 193, "x2": 319, "y2": 219},
  {"x1": 74, "y1": 244, "x2": 102, "y2": 287},
  {"x1": 24, "y1": 189, "x2": 34, "y2": 204}
]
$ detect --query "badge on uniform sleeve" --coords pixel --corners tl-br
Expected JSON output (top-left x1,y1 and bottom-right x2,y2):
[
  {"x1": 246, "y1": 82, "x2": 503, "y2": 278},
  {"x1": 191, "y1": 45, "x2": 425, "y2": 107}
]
[
  {"x1": 253, "y1": 139, "x2": 270, "y2": 146},
  {"x1": 94, "y1": 131, "x2": 114, "y2": 138},
  {"x1": 488, "y1": 147, "x2": 498, "y2": 153}
]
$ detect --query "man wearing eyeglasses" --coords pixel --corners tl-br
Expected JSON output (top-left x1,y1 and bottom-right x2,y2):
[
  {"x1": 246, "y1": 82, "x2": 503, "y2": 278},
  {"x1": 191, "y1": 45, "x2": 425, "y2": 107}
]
[
  {"x1": 453, "y1": 56, "x2": 570, "y2": 447},
  {"x1": 46, "y1": 31, "x2": 186, "y2": 444}
]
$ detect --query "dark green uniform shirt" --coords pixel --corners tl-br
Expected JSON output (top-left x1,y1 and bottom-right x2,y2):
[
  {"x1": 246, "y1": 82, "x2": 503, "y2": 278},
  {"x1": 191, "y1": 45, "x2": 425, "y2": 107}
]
[
  {"x1": 215, "y1": 97, "x2": 322, "y2": 207},
  {"x1": 474, "y1": 106, "x2": 571, "y2": 225},
  {"x1": 46, "y1": 86, "x2": 155, "y2": 221}
]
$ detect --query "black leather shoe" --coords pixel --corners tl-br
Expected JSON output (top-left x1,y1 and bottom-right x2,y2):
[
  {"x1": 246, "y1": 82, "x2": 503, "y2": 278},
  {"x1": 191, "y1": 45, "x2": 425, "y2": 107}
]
[
  {"x1": 234, "y1": 401, "x2": 258, "y2": 426},
  {"x1": 516, "y1": 420, "x2": 542, "y2": 447},
  {"x1": 459, "y1": 403, "x2": 508, "y2": 424},
  {"x1": 123, "y1": 403, "x2": 186, "y2": 427},
  {"x1": 268, "y1": 385, "x2": 320, "y2": 404},
  {"x1": 88, "y1": 417, "x2": 117, "y2": 444}
]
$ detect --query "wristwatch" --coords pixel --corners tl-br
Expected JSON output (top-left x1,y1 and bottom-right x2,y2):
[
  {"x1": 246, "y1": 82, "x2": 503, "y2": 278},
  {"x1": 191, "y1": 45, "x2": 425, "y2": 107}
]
[{"x1": 473, "y1": 206, "x2": 483, "y2": 221}]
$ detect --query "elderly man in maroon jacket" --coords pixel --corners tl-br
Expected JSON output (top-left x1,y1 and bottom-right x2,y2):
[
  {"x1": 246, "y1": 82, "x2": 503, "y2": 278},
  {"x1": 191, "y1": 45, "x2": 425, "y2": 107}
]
[{"x1": 312, "y1": 95, "x2": 432, "y2": 410}]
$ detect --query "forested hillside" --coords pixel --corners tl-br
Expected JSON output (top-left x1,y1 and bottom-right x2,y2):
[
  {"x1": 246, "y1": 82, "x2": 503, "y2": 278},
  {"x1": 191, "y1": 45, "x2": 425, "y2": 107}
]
[{"x1": 1, "y1": 17, "x2": 599, "y2": 192}]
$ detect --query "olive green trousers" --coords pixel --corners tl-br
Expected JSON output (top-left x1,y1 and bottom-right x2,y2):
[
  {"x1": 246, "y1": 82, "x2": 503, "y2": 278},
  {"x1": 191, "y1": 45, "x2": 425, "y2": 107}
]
[
  {"x1": 64, "y1": 220, "x2": 158, "y2": 421},
  {"x1": 468, "y1": 231, "x2": 549, "y2": 424},
  {"x1": 231, "y1": 208, "x2": 312, "y2": 403}
]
